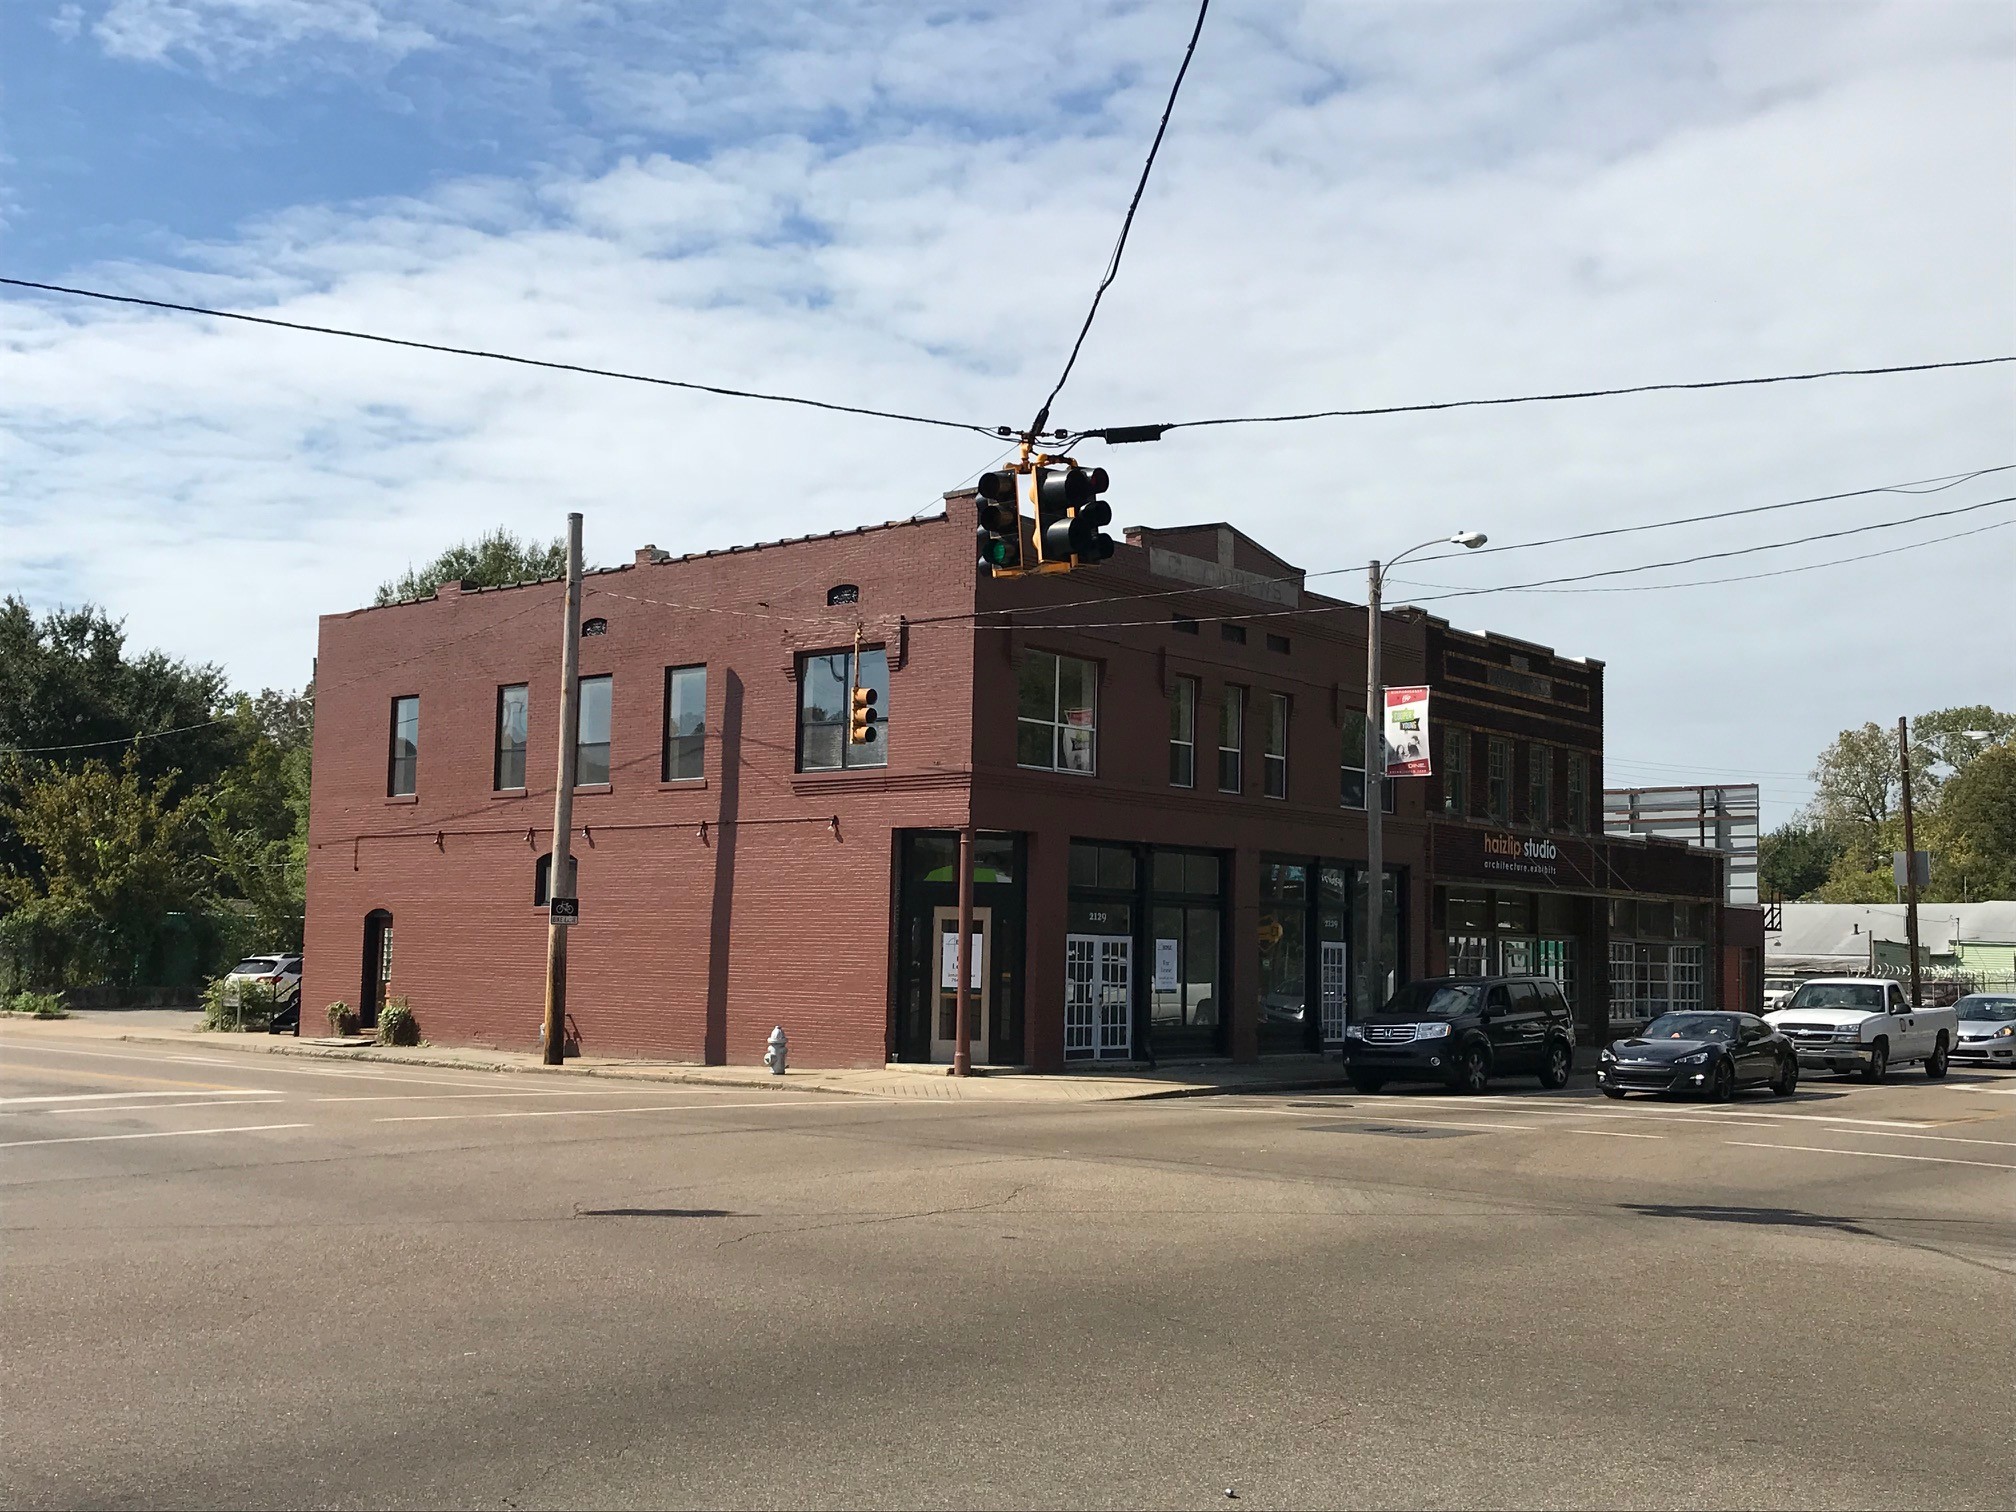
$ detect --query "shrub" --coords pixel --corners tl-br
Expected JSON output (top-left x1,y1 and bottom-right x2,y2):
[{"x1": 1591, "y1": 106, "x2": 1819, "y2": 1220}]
[
  {"x1": 376, "y1": 997, "x2": 420, "y2": 1047},
  {"x1": 5, "y1": 990, "x2": 69, "y2": 1019},
  {"x1": 200, "y1": 974, "x2": 275, "y2": 1032},
  {"x1": 325, "y1": 1001, "x2": 359, "y2": 1036}
]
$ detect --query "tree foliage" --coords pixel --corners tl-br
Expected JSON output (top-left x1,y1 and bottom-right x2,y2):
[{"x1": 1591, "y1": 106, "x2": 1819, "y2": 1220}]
[
  {"x1": 1759, "y1": 818, "x2": 1844, "y2": 902},
  {"x1": 374, "y1": 528, "x2": 570, "y2": 606}
]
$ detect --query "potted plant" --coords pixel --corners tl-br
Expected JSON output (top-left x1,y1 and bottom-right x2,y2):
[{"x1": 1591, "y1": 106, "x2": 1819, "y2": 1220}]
[{"x1": 326, "y1": 1001, "x2": 359, "y2": 1036}]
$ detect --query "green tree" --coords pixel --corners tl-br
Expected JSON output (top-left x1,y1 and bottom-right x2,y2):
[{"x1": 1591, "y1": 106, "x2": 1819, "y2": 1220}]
[
  {"x1": 1913, "y1": 706, "x2": 2016, "y2": 781},
  {"x1": 374, "y1": 528, "x2": 571, "y2": 606},
  {"x1": 1758, "y1": 818, "x2": 1844, "y2": 901},
  {"x1": 1925, "y1": 741, "x2": 2016, "y2": 900},
  {"x1": 204, "y1": 691, "x2": 312, "y2": 951}
]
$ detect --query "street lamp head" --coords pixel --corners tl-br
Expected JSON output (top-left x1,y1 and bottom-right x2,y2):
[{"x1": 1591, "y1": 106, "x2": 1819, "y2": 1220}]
[{"x1": 1450, "y1": 531, "x2": 1487, "y2": 549}]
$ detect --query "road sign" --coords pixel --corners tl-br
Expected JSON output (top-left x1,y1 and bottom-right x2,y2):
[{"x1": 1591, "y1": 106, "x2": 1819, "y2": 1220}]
[
  {"x1": 1891, "y1": 851, "x2": 1930, "y2": 889},
  {"x1": 549, "y1": 896, "x2": 580, "y2": 925}
]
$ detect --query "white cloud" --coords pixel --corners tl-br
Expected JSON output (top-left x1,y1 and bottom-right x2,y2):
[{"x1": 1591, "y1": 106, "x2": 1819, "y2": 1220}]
[{"x1": 4, "y1": 0, "x2": 2014, "y2": 817}]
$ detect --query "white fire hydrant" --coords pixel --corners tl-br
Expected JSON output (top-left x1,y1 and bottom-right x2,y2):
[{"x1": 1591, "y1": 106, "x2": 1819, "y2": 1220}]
[{"x1": 763, "y1": 1025, "x2": 788, "y2": 1076}]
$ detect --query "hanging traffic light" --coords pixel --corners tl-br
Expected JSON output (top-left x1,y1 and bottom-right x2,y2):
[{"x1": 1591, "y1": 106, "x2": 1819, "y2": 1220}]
[
  {"x1": 849, "y1": 683, "x2": 880, "y2": 745},
  {"x1": 975, "y1": 470, "x2": 1024, "y2": 576},
  {"x1": 1033, "y1": 465, "x2": 1115, "y2": 568}
]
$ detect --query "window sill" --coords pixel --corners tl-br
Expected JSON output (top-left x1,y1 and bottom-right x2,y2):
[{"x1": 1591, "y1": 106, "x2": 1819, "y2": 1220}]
[
  {"x1": 657, "y1": 778, "x2": 710, "y2": 792},
  {"x1": 384, "y1": 794, "x2": 419, "y2": 806},
  {"x1": 1016, "y1": 764, "x2": 1098, "y2": 777},
  {"x1": 574, "y1": 784, "x2": 612, "y2": 796},
  {"x1": 491, "y1": 789, "x2": 529, "y2": 800}
]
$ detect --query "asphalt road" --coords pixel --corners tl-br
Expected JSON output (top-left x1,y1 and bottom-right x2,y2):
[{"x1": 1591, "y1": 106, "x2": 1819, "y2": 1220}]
[{"x1": 3, "y1": 1028, "x2": 2012, "y2": 1511}]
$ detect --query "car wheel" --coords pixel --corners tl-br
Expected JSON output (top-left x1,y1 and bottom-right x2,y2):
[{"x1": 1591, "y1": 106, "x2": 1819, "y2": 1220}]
[
  {"x1": 1861, "y1": 1038, "x2": 1889, "y2": 1084},
  {"x1": 1601, "y1": 1085, "x2": 1627, "y2": 1100},
  {"x1": 1450, "y1": 1045, "x2": 1490, "y2": 1095},
  {"x1": 1770, "y1": 1054, "x2": 1799, "y2": 1098},
  {"x1": 1924, "y1": 1035, "x2": 1949, "y2": 1080},
  {"x1": 1347, "y1": 1071, "x2": 1387, "y2": 1095},
  {"x1": 1537, "y1": 1039, "x2": 1572, "y2": 1090},
  {"x1": 1707, "y1": 1059, "x2": 1736, "y2": 1103}
]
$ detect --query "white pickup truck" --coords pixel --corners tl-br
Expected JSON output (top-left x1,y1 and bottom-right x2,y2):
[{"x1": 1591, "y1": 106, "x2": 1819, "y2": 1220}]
[{"x1": 1764, "y1": 977, "x2": 1957, "y2": 1082}]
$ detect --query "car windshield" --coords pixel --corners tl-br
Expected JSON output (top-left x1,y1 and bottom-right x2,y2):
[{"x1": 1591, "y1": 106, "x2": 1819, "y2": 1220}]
[
  {"x1": 1380, "y1": 981, "x2": 1481, "y2": 1019},
  {"x1": 1785, "y1": 982, "x2": 1886, "y2": 1011},
  {"x1": 1956, "y1": 997, "x2": 2016, "y2": 1021},
  {"x1": 1642, "y1": 1013, "x2": 1734, "y2": 1042},
  {"x1": 230, "y1": 958, "x2": 280, "y2": 975}
]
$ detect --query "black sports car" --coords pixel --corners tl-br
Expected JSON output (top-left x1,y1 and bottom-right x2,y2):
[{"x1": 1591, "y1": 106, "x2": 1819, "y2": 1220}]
[{"x1": 1598, "y1": 1011, "x2": 1798, "y2": 1101}]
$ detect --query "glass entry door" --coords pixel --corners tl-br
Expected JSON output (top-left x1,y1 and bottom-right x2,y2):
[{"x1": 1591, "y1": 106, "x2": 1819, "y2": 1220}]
[
  {"x1": 930, "y1": 906, "x2": 991, "y2": 1063},
  {"x1": 1065, "y1": 934, "x2": 1132, "y2": 1060},
  {"x1": 1320, "y1": 941, "x2": 1350, "y2": 1044}
]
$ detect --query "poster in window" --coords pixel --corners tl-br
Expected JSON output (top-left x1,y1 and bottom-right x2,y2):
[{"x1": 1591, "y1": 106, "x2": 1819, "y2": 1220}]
[
  {"x1": 1153, "y1": 938, "x2": 1180, "y2": 991},
  {"x1": 939, "y1": 933, "x2": 983, "y2": 989},
  {"x1": 1383, "y1": 686, "x2": 1432, "y2": 777}
]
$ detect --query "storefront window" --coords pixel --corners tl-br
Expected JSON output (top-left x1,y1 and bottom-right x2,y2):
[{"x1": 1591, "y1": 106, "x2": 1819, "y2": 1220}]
[
  {"x1": 1258, "y1": 860, "x2": 1308, "y2": 1050},
  {"x1": 1351, "y1": 865, "x2": 1402, "y2": 1013},
  {"x1": 1446, "y1": 889, "x2": 1490, "y2": 932}
]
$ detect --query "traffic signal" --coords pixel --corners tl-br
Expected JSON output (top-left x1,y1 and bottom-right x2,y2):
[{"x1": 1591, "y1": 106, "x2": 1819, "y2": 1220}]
[
  {"x1": 1033, "y1": 465, "x2": 1116, "y2": 568},
  {"x1": 975, "y1": 469, "x2": 1023, "y2": 576},
  {"x1": 849, "y1": 684, "x2": 879, "y2": 745}
]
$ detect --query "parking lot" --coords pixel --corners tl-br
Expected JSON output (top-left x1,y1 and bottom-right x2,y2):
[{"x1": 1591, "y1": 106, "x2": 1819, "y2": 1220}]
[{"x1": 3, "y1": 1025, "x2": 2012, "y2": 1510}]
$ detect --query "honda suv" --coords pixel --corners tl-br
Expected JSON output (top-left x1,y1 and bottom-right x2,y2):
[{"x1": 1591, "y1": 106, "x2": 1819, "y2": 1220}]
[{"x1": 1343, "y1": 975, "x2": 1577, "y2": 1094}]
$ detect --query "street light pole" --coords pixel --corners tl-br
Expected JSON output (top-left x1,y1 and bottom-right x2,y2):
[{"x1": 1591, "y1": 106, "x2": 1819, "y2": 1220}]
[{"x1": 1361, "y1": 532, "x2": 1487, "y2": 1027}]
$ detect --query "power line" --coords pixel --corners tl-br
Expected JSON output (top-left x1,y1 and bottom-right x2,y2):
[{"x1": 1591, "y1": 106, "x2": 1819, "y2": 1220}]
[
  {"x1": 1406, "y1": 515, "x2": 2016, "y2": 596},
  {"x1": 1404, "y1": 494, "x2": 2016, "y2": 603},
  {"x1": 947, "y1": 462, "x2": 2013, "y2": 625},
  {"x1": 1070, "y1": 355, "x2": 2016, "y2": 436},
  {"x1": 0, "y1": 715, "x2": 239, "y2": 756},
  {"x1": 0, "y1": 276, "x2": 1004, "y2": 439},
  {"x1": 1025, "y1": 0, "x2": 1211, "y2": 439}
]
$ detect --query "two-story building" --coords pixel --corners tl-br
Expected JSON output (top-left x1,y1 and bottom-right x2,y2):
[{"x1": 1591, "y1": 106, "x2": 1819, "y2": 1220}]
[{"x1": 302, "y1": 494, "x2": 1723, "y2": 1069}]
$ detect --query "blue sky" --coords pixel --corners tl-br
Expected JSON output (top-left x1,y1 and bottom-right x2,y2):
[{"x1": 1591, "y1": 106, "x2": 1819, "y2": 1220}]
[{"x1": 2, "y1": 1, "x2": 2012, "y2": 817}]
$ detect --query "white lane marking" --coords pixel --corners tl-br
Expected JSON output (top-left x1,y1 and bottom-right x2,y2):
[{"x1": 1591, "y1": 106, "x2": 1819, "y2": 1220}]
[
  {"x1": 1234, "y1": 1103, "x2": 1785, "y2": 1132},
  {"x1": 1, "y1": 1042, "x2": 513, "y2": 1090},
  {"x1": 0, "y1": 1123, "x2": 310, "y2": 1150},
  {"x1": 1725, "y1": 1141, "x2": 2016, "y2": 1172},
  {"x1": 48, "y1": 1099, "x2": 286, "y2": 1116},
  {"x1": 1682, "y1": 1109, "x2": 1934, "y2": 1130},
  {"x1": 0, "y1": 1089, "x2": 278, "y2": 1106},
  {"x1": 1382, "y1": 1094, "x2": 1938, "y2": 1130},
  {"x1": 1951, "y1": 1084, "x2": 2016, "y2": 1095},
  {"x1": 307, "y1": 1088, "x2": 736, "y2": 1104},
  {"x1": 1562, "y1": 1128, "x2": 1664, "y2": 1139},
  {"x1": 374, "y1": 1099, "x2": 873, "y2": 1124}
]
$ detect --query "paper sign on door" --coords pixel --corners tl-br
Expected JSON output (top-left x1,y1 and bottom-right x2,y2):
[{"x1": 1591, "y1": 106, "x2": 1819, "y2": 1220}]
[{"x1": 940, "y1": 934, "x2": 983, "y2": 989}]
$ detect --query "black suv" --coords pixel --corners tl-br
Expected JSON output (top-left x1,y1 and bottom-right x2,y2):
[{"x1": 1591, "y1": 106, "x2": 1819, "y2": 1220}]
[{"x1": 1343, "y1": 975, "x2": 1577, "y2": 1094}]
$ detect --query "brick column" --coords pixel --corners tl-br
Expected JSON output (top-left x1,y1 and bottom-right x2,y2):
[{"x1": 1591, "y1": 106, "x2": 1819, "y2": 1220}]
[
  {"x1": 1023, "y1": 825, "x2": 1068, "y2": 1072},
  {"x1": 1228, "y1": 846, "x2": 1260, "y2": 1062}
]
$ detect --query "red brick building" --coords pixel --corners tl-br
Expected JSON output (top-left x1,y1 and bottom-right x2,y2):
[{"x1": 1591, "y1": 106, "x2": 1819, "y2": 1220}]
[{"x1": 303, "y1": 496, "x2": 1724, "y2": 1069}]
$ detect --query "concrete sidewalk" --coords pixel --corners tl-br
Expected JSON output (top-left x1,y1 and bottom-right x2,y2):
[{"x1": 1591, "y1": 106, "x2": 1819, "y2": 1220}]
[{"x1": 7, "y1": 1013, "x2": 1353, "y2": 1102}]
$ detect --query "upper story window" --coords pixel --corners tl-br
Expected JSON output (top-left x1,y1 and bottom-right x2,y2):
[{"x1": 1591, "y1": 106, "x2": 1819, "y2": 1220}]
[
  {"x1": 1566, "y1": 751, "x2": 1589, "y2": 834},
  {"x1": 1221, "y1": 624, "x2": 1247, "y2": 645},
  {"x1": 1265, "y1": 633, "x2": 1290, "y2": 655},
  {"x1": 1443, "y1": 726, "x2": 1469, "y2": 817},
  {"x1": 1171, "y1": 614, "x2": 1199, "y2": 635},
  {"x1": 1169, "y1": 676, "x2": 1197, "y2": 788},
  {"x1": 1218, "y1": 686, "x2": 1245, "y2": 793},
  {"x1": 827, "y1": 584, "x2": 860, "y2": 606},
  {"x1": 1343, "y1": 710, "x2": 1393, "y2": 812},
  {"x1": 581, "y1": 618, "x2": 608, "y2": 637},
  {"x1": 1529, "y1": 745, "x2": 1552, "y2": 828},
  {"x1": 662, "y1": 665, "x2": 707, "y2": 781},
  {"x1": 1263, "y1": 692, "x2": 1289, "y2": 799},
  {"x1": 798, "y1": 646, "x2": 888, "y2": 771},
  {"x1": 1017, "y1": 650, "x2": 1097, "y2": 774},
  {"x1": 494, "y1": 684, "x2": 528, "y2": 791},
  {"x1": 577, "y1": 675, "x2": 612, "y2": 786},
  {"x1": 1486, "y1": 737, "x2": 1512, "y2": 823},
  {"x1": 387, "y1": 696, "x2": 419, "y2": 796}
]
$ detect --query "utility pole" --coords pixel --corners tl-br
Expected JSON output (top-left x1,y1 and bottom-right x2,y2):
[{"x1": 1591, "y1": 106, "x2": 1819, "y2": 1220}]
[
  {"x1": 953, "y1": 826, "x2": 975, "y2": 1076},
  {"x1": 1898, "y1": 716, "x2": 1923, "y2": 1008},
  {"x1": 1363, "y1": 560, "x2": 1386, "y2": 1020},
  {"x1": 542, "y1": 513, "x2": 584, "y2": 1066}
]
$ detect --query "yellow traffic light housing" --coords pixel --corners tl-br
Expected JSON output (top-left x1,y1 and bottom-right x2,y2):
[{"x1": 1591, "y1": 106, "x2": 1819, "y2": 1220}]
[{"x1": 849, "y1": 684, "x2": 880, "y2": 745}]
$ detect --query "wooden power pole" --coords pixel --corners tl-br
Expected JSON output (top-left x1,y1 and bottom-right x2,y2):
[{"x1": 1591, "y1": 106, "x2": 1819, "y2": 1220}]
[
  {"x1": 1897, "y1": 716, "x2": 1922, "y2": 1009},
  {"x1": 542, "y1": 513, "x2": 584, "y2": 1065}
]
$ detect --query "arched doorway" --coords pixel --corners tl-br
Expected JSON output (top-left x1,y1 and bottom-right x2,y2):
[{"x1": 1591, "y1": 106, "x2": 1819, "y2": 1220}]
[{"x1": 360, "y1": 910, "x2": 394, "y2": 1031}]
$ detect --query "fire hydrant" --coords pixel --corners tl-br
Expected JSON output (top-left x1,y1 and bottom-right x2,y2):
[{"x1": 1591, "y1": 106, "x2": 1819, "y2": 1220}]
[{"x1": 763, "y1": 1025, "x2": 788, "y2": 1076}]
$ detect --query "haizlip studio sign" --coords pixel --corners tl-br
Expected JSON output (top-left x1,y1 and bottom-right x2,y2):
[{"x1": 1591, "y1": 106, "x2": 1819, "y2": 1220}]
[{"x1": 1482, "y1": 832, "x2": 1560, "y2": 882}]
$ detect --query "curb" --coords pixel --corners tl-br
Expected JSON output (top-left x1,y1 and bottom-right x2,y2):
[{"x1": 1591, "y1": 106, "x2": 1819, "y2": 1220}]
[{"x1": 97, "y1": 1028, "x2": 1357, "y2": 1102}]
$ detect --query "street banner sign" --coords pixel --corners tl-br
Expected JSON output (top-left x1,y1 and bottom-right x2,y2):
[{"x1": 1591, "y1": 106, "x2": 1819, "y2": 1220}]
[
  {"x1": 549, "y1": 897, "x2": 580, "y2": 926},
  {"x1": 1384, "y1": 686, "x2": 1432, "y2": 777}
]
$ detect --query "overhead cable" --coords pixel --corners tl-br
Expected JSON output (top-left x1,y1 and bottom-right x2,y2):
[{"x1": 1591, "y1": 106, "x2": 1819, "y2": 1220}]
[
  {"x1": 1024, "y1": 0, "x2": 1211, "y2": 438},
  {"x1": 0, "y1": 276, "x2": 1004, "y2": 439}
]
